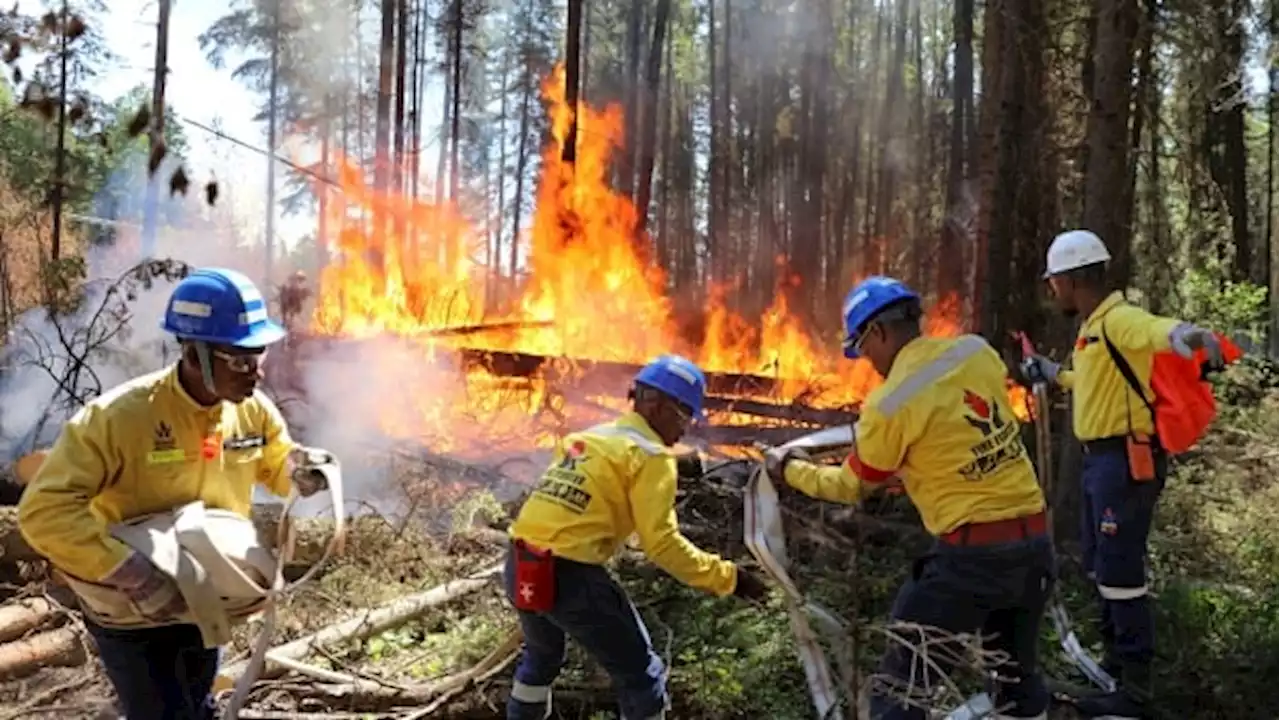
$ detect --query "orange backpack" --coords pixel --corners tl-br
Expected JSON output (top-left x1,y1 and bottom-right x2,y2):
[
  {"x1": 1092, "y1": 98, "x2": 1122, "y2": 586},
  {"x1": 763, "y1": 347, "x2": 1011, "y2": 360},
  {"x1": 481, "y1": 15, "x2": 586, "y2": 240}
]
[{"x1": 1100, "y1": 329, "x2": 1242, "y2": 455}]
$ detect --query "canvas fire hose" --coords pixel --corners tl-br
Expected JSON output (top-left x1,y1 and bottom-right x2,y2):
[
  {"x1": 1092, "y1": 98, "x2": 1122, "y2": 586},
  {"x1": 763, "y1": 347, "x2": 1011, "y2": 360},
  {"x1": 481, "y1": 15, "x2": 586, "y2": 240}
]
[
  {"x1": 14, "y1": 448, "x2": 347, "y2": 719},
  {"x1": 1014, "y1": 332, "x2": 1117, "y2": 694},
  {"x1": 214, "y1": 449, "x2": 348, "y2": 719},
  {"x1": 744, "y1": 425, "x2": 853, "y2": 720},
  {"x1": 745, "y1": 426, "x2": 1020, "y2": 720}
]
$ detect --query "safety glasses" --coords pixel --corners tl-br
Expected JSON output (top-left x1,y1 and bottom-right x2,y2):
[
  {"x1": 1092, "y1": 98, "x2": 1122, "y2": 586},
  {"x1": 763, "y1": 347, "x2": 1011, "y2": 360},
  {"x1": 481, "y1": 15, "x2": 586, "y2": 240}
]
[
  {"x1": 668, "y1": 398, "x2": 695, "y2": 423},
  {"x1": 211, "y1": 349, "x2": 268, "y2": 374}
]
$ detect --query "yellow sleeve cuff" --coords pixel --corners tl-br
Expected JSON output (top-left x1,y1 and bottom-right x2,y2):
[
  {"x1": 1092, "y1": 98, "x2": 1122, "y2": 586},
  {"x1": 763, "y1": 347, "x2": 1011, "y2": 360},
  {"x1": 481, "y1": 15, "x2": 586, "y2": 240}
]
[
  {"x1": 1057, "y1": 369, "x2": 1075, "y2": 390},
  {"x1": 783, "y1": 461, "x2": 862, "y2": 505}
]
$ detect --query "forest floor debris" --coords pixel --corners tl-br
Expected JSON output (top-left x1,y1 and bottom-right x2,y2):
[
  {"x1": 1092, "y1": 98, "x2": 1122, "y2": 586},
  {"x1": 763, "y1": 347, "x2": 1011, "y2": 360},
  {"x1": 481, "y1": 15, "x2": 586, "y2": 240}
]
[{"x1": 0, "y1": 384, "x2": 1275, "y2": 719}]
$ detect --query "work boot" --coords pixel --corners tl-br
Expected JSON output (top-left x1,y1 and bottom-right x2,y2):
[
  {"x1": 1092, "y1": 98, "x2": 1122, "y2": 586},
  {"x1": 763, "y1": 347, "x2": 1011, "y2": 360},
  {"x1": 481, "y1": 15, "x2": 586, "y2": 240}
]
[{"x1": 1074, "y1": 661, "x2": 1153, "y2": 719}]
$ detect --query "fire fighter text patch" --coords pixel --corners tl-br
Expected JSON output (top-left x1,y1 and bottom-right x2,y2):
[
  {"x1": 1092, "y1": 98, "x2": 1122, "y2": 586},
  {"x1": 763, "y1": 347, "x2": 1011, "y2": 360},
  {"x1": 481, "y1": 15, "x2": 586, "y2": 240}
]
[
  {"x1": 530, "y1": 441, "x2": 593, "y2": 513},
  {"x1": 958, "y1": 389, "x2": 1025, "y2": 481},
  {"x1": 223, "y1": 434, "x2": 266, "y2": 451}
]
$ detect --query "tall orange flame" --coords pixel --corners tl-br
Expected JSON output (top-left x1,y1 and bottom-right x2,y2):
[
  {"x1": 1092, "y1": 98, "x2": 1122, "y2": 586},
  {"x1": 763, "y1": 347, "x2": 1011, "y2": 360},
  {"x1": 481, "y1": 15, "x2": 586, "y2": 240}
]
[{"x1": 307, "y1": 63, "x2": 1027, "y2": 453}]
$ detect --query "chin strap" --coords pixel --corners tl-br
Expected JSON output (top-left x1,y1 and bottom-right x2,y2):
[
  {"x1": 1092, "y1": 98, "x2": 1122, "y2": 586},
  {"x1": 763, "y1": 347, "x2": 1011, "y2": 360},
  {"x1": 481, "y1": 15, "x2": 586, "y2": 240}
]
[{"x1": 191, "y1": 341, "x2": 218, "y2": 395}]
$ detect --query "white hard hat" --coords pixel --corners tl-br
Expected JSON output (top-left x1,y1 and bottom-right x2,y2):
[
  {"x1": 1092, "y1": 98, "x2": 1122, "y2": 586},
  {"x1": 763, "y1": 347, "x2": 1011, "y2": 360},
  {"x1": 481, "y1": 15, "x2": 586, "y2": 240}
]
[{"x1": 1043, "y1": 229, "x2": 1111, "y2": 279}]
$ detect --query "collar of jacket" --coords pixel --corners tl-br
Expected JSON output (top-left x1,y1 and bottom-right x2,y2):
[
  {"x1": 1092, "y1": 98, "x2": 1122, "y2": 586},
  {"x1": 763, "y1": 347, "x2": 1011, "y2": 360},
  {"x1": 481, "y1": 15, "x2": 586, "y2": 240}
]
[
  {"x1": 1082, "y1": 291, "x2": 1126, "y2": 330},
  {"x1": 615, "y1": 410, "x2": 666, "y2": 446}
]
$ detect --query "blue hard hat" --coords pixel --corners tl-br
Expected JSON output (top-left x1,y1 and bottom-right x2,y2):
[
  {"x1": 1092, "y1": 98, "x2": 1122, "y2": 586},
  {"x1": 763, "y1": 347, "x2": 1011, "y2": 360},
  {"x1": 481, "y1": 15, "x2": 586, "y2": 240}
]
[
  {"x1": 161, "y1": 267, "x2": 286, "y2": 348},
  {"x1": 841, "y1": 276, "x2": 920, "y2": 359},
  {"x1": 633, "y1": 354, "x2": 708, "y2": 419}
]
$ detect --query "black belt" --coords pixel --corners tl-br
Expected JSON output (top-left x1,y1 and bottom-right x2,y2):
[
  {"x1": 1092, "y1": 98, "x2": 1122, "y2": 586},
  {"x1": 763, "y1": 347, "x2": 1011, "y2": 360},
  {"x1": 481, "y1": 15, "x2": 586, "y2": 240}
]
[{"x1": 1081, "y1": 436, "x2": 1163, "y2": 455}]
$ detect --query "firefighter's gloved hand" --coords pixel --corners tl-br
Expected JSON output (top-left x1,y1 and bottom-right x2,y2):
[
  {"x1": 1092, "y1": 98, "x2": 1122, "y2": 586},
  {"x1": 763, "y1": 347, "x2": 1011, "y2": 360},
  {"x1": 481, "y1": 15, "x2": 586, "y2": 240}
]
[
  {"x1": 1020, "y1": 355, "x2": 1060, "y2": 385},
  {"x1": 732, "y1": 565, "x2": 770, "y2": 603},
  {"x1": 290, "y1": 445, "x2": 337, "y2": 497},
  {"x1": 104, "y1": 551, "x2": 187, "y2": 621},
  {"x1": 1170, "y1": 323, "x2": 1223, "y2": 367},
  {"x1": 764, "y1": 447, "x2": 811, "y2": 486},
  {"x1": 675, "y1": 452, "x2": 704, "y2": 479}
]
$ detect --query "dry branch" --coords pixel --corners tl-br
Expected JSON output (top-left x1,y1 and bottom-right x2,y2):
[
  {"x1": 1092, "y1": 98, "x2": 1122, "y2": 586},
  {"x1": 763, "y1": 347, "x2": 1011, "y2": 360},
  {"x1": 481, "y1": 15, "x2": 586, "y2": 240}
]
[
  {"x1": 0, "y1": 597, "x2": 60, "y2": 643},
  {"x1": 0, "y1": 626, "x2": 85, "y2": 679},
  {"x1": 214, "y1": 562, "x2": 504, "y2": 692}
]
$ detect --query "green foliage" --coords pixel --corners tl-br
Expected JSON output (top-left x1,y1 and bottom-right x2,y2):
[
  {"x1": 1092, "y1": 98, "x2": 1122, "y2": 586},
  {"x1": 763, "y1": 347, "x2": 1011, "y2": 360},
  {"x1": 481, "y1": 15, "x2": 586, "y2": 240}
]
[
  {"x1": 1175, "y1": 259, "x2": 1270, "y2": 342},
  {"x1": 450, "y1": 488, "x2": 507, "y2": 532}
]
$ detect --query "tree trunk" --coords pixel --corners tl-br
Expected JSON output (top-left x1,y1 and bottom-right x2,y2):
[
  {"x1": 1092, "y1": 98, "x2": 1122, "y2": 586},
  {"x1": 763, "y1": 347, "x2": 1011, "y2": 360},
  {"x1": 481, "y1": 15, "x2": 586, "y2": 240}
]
[
  {"x1": 1082, "y1": 0, "x2": 1139, "y2": 288},
  {"x1": 621, "y1": 0, "x2": 644, "y2": 198},
  {"x1": 720, "y1": 0, "x2": 733, "y2": 284},
  {"x1": 633, "y1": 0, "x2": 671, "y2": 245},
  {"x1": 393, "y1": 0, "x2": 409, "y2": 196},
  {"x1": 1222, "y1": 0, "x2": 1251, "y2": 282},
  {"x1": 374, "y1": 0, "x2": 397, "y2": 274},
  {"x1": 707, "y1": 0, "x2": 720, "y2": 283},
  {"x1": 939, "y1": 0, "x2": 973, "y2": 305},
  {"x1": 563, "y1": 0, "x2": 583, "y2": 167}
]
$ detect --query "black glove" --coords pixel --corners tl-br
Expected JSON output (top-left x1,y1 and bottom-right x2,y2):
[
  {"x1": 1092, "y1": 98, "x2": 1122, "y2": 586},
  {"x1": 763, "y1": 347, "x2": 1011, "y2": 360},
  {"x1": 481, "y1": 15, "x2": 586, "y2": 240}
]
[
  {"x1": 732, "y1": 565, "x2": 770, "y2": 602},
  {"x1": 676, "y1": 452, "x2": 704, "y2": 479},
  {"x1": 763, "y1": 447, "x2": 811, "y2": 485}
]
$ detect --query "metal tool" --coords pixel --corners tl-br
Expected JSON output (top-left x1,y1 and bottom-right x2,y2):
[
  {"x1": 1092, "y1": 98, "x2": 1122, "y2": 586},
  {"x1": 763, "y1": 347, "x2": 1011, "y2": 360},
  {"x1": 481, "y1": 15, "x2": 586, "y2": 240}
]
[{"x1": 1014, "y1": 331, "x2": 1117, "y2": 694}]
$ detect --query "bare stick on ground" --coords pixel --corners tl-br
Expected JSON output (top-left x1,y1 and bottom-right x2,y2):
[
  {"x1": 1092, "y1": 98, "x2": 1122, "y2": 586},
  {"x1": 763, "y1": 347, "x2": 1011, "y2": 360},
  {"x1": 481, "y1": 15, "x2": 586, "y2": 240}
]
[{"x1": 214, "y1": 561, "x2": 504, "y2": 691}]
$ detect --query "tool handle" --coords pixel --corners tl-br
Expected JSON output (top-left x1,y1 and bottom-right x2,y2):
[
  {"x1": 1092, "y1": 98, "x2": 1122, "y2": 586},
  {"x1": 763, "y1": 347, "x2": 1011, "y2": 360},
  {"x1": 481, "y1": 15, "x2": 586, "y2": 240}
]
[{"x1": 1012, "y1": 330, "x2": 1036, "y2": 359}]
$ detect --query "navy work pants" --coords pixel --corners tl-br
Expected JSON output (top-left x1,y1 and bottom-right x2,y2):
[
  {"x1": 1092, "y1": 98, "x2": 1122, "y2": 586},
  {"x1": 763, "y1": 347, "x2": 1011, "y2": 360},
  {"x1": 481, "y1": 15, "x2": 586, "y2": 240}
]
[
  {"x1": 503, "y1": 545, "x2": 666, "y2": 720},
  {"x1": 869, "y1": 534, "x2": 1056, "y2": 720},
  {"x1": 1079, "y1": 443, "x2": 1166, "y2": 666},
  {"x1": 86, "y1": 619, "x2": 220, "y2": 720}
]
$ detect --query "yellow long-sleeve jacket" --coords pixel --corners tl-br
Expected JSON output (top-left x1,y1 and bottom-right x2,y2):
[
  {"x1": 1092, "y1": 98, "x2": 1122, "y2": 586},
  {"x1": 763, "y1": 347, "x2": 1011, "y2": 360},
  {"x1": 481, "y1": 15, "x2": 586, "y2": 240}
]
[
  {"x1": 18, "y1": 365, "x2": 296, "y2": 584},
  {"x1": 784, "y1": 335, "x2": 1044, "y2": 536},
  {"x1": 509, "y1": 412, "x2": 738, "y2": 597},
  {"x1": 1055, "y1": 291, "x2": 1182, "y2": 441}
]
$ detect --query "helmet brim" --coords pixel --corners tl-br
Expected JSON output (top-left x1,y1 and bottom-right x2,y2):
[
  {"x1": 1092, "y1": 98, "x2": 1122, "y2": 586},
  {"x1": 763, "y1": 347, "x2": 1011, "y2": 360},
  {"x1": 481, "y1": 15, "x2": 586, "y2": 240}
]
[{"x1": 231, "y1": 321, "x2": 287, "y2": 348}]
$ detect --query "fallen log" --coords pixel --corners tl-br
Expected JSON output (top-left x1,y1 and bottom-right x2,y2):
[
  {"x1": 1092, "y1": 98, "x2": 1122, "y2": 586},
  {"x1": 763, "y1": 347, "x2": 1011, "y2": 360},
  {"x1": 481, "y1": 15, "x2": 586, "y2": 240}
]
[
  {"x1": 0, "y1": 626, "x2": 86, "y2": 679},
  {"x1": 691, "y1": 425, "x2": 826, "y2": 448},
  {"x1": 701, "y1": 396, "x2": 858, "y2": 426},
  {"x1": 0, "y1": 598, "x2": 60, "y2": 643},
  {"x1": 213, "y1": 561, "x2": 505, "y2": 692},
  {"x1": 285, "y1": 335, "x2": 795, "y2": 398}
]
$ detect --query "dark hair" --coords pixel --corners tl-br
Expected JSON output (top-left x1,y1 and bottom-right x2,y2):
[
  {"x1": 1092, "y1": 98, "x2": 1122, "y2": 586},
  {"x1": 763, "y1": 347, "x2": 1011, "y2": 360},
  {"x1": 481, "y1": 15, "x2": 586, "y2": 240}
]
[
  {"x1": 1064, "y1": 261, "x2": 1108, "y2": 288},
  {"x1": 870, "y1": 298, "x2": 923, "y2": 335}
]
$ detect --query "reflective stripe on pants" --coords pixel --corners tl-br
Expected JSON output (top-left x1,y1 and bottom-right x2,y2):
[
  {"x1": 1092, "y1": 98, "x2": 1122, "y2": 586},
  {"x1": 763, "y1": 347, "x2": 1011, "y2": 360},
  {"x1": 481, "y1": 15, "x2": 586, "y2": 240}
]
[
  {"x1": 503, "y1": 545, "x2": 667, "y2": 720},
  {"x1": 1079, "y1": 445, "x2": 1165, "y2": 665}
]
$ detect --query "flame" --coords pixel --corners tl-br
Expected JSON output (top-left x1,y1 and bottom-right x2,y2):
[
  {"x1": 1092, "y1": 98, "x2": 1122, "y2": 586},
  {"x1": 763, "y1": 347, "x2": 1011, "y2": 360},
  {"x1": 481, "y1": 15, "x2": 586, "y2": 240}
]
[{"x1": 307, "y1": 63, "x2": 1029, "y2": 455}]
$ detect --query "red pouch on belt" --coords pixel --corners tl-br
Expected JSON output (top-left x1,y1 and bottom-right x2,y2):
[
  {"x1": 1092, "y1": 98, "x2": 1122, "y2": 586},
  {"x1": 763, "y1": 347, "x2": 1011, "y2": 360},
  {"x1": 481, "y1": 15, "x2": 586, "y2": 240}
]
[{"x1": 512, "y1": 539, "x2": 556, "y2": 612}]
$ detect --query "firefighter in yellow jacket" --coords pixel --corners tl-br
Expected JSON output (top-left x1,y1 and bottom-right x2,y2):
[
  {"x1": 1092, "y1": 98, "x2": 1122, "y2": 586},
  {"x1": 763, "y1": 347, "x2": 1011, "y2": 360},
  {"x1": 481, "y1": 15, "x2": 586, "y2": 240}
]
[
  {"x1": 18, "y1": 267, "x2": 330, "y2": 720},
  {"x1": 767, "y1": 277, "x2": 1055, "y2": 720},
  {"x1": 1021, "y1": 230, "x2": 1222, "y2": 719},
  {"x1": 504, "y1": 354, "x2": 769, "y2": 720}
]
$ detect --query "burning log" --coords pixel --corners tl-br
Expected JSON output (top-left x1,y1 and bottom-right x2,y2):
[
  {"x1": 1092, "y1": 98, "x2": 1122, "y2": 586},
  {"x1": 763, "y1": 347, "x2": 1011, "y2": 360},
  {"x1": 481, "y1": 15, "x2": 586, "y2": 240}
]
[
  {"x1": 453, "y1": 347, "x2": 788, "y2": 398},
  {"x1": 692, "y1": 426, "x2": 829, "y2": 448},
  {"x1": 283, "y1": 334, "x2": 793, "y2": 398},
  {"x1": 700, "y1": 396, "x2": 857, "y2": 426}
]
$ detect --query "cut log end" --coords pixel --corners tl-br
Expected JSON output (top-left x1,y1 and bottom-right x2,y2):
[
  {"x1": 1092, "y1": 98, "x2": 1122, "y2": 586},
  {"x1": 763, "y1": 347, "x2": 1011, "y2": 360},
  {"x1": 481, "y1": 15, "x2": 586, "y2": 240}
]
[
  {"x1": 0, "y1": 598, "x2": 60, "y2": 644},
  {"x1": 0, "y1": 627, "x2": 86, "y2": 680}
]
